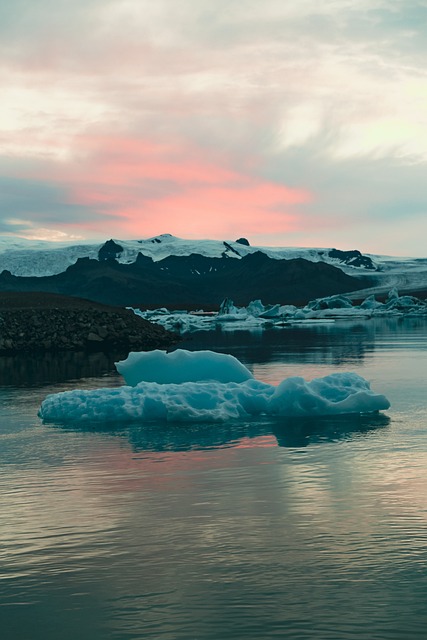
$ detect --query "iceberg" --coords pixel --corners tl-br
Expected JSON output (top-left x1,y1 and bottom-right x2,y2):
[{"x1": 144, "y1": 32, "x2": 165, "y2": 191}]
[
  {"x1": 306, "y1": 295, "x2": 354, "y2": 311},
  {"x1": 39, "y1": 379, "x2": 273, "y2": 424},
  {"x1": 39, "y1": 349, "x2": 390, "y2": 425},
  {"x1": 268, "y1": 372, "x2": 389, "y2": 417},
  {"x1": 218, "y1": 297, "x2": 243, "y2": 316},
  {"x1": 116, "y1": 349, "x2": 253, "y2": 386},
  {"x1": 129, "y1": 289, "x2": 427, "y2": 336}
]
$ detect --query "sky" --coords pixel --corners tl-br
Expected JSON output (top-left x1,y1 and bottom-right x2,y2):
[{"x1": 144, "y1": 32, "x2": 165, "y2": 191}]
[{"x1": 1, "y1": 0, "x2": 427, "y2": 256}]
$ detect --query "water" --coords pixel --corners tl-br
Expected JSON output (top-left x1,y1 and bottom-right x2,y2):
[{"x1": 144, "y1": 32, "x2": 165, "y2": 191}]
[{"x1": 0, "y1": 318, "x2": 426, "y2": 640}]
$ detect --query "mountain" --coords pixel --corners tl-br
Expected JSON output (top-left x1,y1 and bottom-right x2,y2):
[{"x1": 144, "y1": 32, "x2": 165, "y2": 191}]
[
  {"x1": 0, "y1": 234, "x2": 425, "y2": 307},
  {"x1": 0, "y1": 251, "x2": 365, "y2": 308},
  {"x1": 0, "y1": 234, "x2": 379, "y2": 277}
]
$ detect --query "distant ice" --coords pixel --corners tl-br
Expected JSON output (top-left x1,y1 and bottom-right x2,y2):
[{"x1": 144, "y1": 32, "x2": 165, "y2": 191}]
[
  {"x1": 39, "y1": 349, "x2": 390, "y2": 424},
  {"x1": 130, "y1": 290, "x2": 427, "y2": 335}
]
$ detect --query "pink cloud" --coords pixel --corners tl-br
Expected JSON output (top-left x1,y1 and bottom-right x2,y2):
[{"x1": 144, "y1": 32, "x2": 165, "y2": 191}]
[{"x1": 29, "y1": 135, "x2": 313, "y2": 238}]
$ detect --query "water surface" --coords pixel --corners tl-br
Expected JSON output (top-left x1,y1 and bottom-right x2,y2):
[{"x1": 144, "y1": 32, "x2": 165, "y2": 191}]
[{"x1": 0, "y1": 318, "x2": 426, "y2": 639}]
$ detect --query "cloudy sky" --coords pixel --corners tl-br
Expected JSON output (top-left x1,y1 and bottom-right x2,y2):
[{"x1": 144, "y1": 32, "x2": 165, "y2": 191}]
[{"x1": 1, "y1": 0, "x2": 427, "y2": 255}]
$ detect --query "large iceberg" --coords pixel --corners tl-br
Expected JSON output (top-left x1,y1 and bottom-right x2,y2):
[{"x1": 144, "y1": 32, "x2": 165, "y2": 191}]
[{"x1": 39, "y1": 349, "x2": 390, "y2": 425}]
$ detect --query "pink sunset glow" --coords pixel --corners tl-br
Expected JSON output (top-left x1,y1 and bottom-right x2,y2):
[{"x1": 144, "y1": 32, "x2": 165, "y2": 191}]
[
  {"x1": 1, "y1": 0, "x2": 426, "y2": 255},
  {"x1": 28, "y1": 136, "x2": 312, "y2": 239}
]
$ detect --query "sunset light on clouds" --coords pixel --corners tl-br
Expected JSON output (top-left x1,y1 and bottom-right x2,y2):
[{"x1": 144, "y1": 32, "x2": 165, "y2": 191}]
[{"x1": 1, "y1": 0, "x2": 427, "y2": 255}]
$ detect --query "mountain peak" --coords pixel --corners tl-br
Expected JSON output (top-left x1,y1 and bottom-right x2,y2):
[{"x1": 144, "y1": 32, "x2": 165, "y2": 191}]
[{"x1": 98, "y1": 239, "x2": 124, "y2": 260}]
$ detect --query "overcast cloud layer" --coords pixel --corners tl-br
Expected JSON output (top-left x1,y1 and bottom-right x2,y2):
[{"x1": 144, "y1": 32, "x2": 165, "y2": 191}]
[{"x1": 1, "y1": 0, "x2": 427, "y2": 255}]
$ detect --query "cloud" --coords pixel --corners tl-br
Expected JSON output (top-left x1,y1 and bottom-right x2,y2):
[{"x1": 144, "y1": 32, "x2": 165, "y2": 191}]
[
  {"x1": 0, "y1": 175, "x2": 90, "y2": 220},
  {"x1": 0, "y1": 173, "x2": 113, "y2": 239},
  {"x1": 23, "y1": 135, "x2": 312, "y2": 239},
  {"x1": 1, "y1": 0, "x2": 427, "y2": 254}
]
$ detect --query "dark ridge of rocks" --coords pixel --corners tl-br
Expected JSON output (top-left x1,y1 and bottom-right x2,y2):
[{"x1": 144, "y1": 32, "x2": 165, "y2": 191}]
[
  {"x1": 0, "y1": 253, "x2": 367, "y2": 308},
  {"x1": 328, "y1": 249, "x2": 377, "y2": 270},
  {"x1": 0, "y1": 292, "x2": 178, "y2": 354},
  {"x1": 235, "y1": 238, "x2": 250, "y2": 246},
  {"x1": 222, "y1": 241, "x2": 241, "y2": 257},
  {"x1": 0, "y1": 292, "x2": 122, "y2": 311},
  {"x1": 98, "y1": 239, "x2": 124, "y2": 261}
]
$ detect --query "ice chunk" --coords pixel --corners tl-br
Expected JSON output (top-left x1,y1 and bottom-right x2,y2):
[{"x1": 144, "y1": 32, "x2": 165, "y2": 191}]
[
  {"x1": 218, "y1": 297, "x2": 243, "y2": 315},
  {"x1": 246, "y1": 299, "x2": 266, "y2": 316},
  {"x1": 39, "y1": 379, "x2": 274, "y2": 424},
  {"x1": 116, "y1": 349, "x2": 254, "y2": 386},
  {"x1": 258, "y1": 304, "x2": 282, "y2": 318},
  {"x1": 216, "y1": 298, "x2": 248, "y2": 322},
  {"x1": 39, "y1": 351, "x2": 390, "y2": 425},
  {"x1": 306, "y1": 295, "x2": 353, "y2": 311},
  {"x1": 268, "y1": 372, "x2": 390, "y2": 417},
  {"x1": 387, "y1": 288, "x2": 399, "y2": 301},
  {"x1": 384, "y1": 294, "x2": 426, "y2": 311},
  {"x1": 360, "y1": 295, "x2": 383, "y2": 310},
  {"x1": 129, "y1": 290, "x2": 427, "y2": 336}
]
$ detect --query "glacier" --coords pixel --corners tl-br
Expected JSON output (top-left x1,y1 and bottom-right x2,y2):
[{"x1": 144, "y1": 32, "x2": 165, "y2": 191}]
[
  {"x1": 1, "y1": 234, "x2": 427, "y2": 305},
  {"x1": 0, "y1": 234, "x2": 376, "y2": 276},
  {"x1": 39, "y1": 349, "x2": 390, "y2": 424}
]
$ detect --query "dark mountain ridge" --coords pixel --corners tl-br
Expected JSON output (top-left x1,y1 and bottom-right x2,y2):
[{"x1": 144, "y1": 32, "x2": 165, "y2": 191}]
[{"x1": 0, "y1": 251, "x2": 367, "y2": 308}]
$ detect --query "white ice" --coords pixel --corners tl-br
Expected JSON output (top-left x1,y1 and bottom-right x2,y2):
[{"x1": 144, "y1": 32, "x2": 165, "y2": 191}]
[
  {"x1": 39, "y1": 349, "x2": 390, "y2": 424},
  {"x1": 116, "y1": 349, "x2": 253, "y2": 386},
  {"x1": 130, "y1": 290, "x2": 427, "y2": 335}
]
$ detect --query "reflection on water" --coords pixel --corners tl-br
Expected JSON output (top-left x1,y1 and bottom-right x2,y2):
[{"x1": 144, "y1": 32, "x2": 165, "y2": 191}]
[
  {"x1": 181, "y1": 320, "x2": 375, "y2": 366},
  {"x1": 52, "y1": 413, "x2": 391, "y2": 452},
  {"x1": 0, "y1": 317, "x2": 426, "y2": 640},
  {"x1": 180, "y1": 316, "x2": 427, "y2": 369},
  {"x1": 272, "y1": 412, "x2": 391, "y2": 447},
  {"x1": 1, "y1": 317, "x2": 426, "y2": 388},
  {"x1": 0, "y1": 350, "x2": 125, "y2": 387}
]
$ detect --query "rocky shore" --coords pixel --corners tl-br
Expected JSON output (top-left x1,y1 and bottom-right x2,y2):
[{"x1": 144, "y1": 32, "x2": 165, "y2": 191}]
[{"x1": 0, "y1": 292, "x2": 178, "y2": 354}]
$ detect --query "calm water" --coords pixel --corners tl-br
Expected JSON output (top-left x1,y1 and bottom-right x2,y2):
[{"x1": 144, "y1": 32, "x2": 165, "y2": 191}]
[{"x1": 0, "y1": 318, "x2": 426, "y2": 640}]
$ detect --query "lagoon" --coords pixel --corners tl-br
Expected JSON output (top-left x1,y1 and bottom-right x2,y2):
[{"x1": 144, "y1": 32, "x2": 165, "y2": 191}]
[{"x1": 0, "y1": 317, "x2": 426, "y2": 639}]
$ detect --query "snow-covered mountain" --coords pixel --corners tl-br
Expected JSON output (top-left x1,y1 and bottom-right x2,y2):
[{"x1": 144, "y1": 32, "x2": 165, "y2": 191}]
[
  {"x1": 0, "y1": 233, "x2": 378, "y2": 275},
  {"x1": 0, "y1": 233, "x2": 426, "y2": 297}
]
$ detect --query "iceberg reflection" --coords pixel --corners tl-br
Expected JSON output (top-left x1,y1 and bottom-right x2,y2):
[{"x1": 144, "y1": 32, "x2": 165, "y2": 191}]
[{"x1": 50, "y1": 412, "x2": 390, "y2": 452}]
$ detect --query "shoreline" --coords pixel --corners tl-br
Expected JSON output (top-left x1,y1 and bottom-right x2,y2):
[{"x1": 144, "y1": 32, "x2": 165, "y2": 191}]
[{"x1": 0, "y1": 292, "x2": 178, "y2": 354}]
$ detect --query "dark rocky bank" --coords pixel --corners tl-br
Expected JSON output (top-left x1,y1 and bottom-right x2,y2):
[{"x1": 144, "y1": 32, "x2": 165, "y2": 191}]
[{"x1": 0, "y1": 292, "x2": 178, "y2": 354}]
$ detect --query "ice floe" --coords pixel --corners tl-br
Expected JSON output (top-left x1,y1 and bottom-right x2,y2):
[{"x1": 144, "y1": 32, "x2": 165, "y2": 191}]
[
  {"x1": 129, "y1": 290, "x2": 427, "y2": 335},
  {"x1": 39, "y1": 349, "x2": 390, "y2": 424}
]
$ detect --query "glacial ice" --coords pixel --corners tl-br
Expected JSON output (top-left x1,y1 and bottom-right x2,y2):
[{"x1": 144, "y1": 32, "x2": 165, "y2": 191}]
[
  {"x1": 39, "y1": 349, "x2": 390, "y2": 424},
  {"x1": 116, "y1": 349, "x2": 253, "y2": 386},
  {"x1": 130, "y1": 289, "x2": 427, "y2": 335}
]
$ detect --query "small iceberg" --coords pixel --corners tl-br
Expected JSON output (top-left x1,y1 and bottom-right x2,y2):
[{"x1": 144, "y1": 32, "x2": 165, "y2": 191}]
[
  {"x1": 39, "y1": 349, "x2": 390, "y2": 424},
  {"x1": 116, "y1": 349, "x2": 252, "y2": 385}
]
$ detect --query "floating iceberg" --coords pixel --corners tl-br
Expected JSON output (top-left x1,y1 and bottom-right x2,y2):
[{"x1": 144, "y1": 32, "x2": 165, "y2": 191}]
[
  {"x1": 129, "y1": 290, "x2": 427, "y2": 335},
  {"x1": 116, "y1": 349, "x2": 253, "y2": 386},
  {"x1": 268, "y1": 373, "x2": 389, "y2": 416},
  {"x1": 39, "y1": 349, "x2": 390, "y2": 425},
  {"x1": 306, "y1": 295, "x2": 354, "y2": 311}
]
